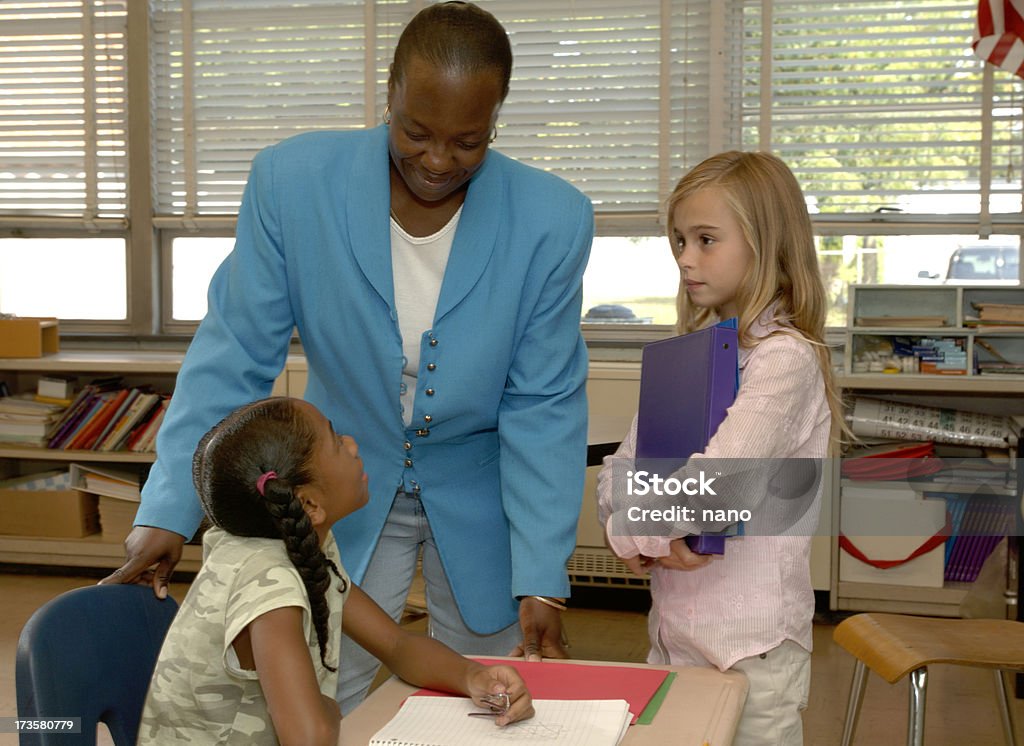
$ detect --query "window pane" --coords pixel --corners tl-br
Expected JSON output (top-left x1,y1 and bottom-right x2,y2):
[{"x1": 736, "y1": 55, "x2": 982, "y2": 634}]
[
  {"x1": 170, "y1": 236, "x2": 233, "y2": 320},
  {"x1": 583, "y1": 236, "x2": 678, "y2": 325},
  {"x1": 0, "y1": 238, "x2": 126, "y2": 319}
]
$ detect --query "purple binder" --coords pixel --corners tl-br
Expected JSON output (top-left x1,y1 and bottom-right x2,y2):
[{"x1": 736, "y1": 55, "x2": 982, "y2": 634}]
[{"x1": 636, "y1": 323, "x2": 739, "y2": 554}]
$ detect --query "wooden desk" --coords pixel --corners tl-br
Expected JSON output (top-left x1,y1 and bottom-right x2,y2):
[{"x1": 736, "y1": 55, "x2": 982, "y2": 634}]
[{"x1": 339, "y1": 657, "x2": 748, "y2": 745}]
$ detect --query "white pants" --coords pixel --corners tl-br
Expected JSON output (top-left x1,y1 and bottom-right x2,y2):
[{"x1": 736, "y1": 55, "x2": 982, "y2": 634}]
[
  {"x1": 649, "y1": 628, "x2": 810, "y2": 746},
  {"x1": 731, "y1": 640, "x2": 811, "y2": 746}
]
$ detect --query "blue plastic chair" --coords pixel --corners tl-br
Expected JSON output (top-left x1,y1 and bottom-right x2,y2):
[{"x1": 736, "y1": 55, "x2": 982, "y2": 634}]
[{"x1": 16, "y1": 583, "x2": 179, "y2": 745}]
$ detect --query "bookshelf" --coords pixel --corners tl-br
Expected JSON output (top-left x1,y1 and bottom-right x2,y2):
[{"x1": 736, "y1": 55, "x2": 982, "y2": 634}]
[
  {"x1": 0, "y1": 351, "x2": 296, "y2": 571},
  {"x1": 836, "y1": 284, "x2": 1024, "y2": 619}
]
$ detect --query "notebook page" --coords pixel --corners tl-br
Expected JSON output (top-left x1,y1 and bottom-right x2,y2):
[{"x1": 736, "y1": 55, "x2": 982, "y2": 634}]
[{"x1": 368, "y1": 697, "x2": 631, "y2": 746}]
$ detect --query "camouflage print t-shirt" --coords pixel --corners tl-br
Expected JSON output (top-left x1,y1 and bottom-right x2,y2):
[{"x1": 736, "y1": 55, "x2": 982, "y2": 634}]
[{"x1": 137, "y1": 527, "x2": 349, "y2": 745}]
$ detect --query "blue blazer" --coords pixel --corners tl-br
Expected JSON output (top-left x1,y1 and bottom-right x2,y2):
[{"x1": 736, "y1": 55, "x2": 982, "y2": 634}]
[{"x1": 137, "y1": 125, "x2": 593, "y2": 633}]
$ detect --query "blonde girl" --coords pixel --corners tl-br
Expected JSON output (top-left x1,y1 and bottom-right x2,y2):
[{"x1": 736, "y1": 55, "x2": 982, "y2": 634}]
[{"x1": 598, "y1": 151, "x2": 841, "y2": 746}]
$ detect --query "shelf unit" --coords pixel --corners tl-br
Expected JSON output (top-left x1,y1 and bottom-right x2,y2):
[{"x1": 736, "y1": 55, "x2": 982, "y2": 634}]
[
  {"x1": 0, "y1": 351, "x2": 303, "y2": 572},
  {"x1": 835, "y1": 285, "x2": 1024, "y2": 618},
  {"x1": 0, "y1": 351, "x2": 202, "y2": 570},
  {"x1": 846, "y1": 284, "x2": 1024, "y2": 381}
]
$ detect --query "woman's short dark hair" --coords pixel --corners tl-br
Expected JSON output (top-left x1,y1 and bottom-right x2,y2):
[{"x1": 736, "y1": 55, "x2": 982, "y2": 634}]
[
  {"x1": 193, "y1": 397, "x2": 346, "y2": 672},
  {"x1": 391, "y1": 1, "x2": 513, "y2": 101}
]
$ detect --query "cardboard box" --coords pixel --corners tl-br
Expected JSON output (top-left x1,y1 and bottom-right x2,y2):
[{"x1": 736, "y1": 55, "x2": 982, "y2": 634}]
[
  {"x1": 0, "y1": 317, "x2": 59, "y2": 358},
  {"x1": 839, "y1": 494, "x2": 947, "y2": 588},
  {"x1": 0, "y1": 471, "x2": 99, "y2": 538}
]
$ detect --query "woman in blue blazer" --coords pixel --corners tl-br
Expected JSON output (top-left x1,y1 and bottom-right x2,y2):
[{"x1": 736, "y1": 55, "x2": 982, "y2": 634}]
[{"x1": 106, "y1": 1, "x2": 593, "y2": 712}]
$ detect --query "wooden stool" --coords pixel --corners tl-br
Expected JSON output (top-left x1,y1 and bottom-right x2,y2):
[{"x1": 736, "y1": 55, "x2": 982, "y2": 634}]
[{"x1": 834, "y1": 613, "x2": 1024, "y2": 746}]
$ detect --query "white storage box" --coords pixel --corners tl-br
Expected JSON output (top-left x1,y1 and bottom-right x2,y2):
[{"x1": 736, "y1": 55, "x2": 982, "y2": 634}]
[{"x1": 839, "y1": 494, "x2": 947, "y2": 588}]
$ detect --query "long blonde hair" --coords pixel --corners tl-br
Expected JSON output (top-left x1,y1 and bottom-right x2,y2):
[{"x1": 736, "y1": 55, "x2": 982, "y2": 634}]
[{"x1": 667, "y1": 150, "x2": 844, "y2": 451}]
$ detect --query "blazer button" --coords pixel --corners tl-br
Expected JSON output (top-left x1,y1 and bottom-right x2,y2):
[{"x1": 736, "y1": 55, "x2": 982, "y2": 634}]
[
  {"x1": 425, "y1": 388, "x2": 435, "y2": 396},
  {"x1": 415, "y1": 428, "x2": 430, "y2": 437},
  {"x1": 427, "y1": 363, "x2": 437, "y2": 371},
  {"x1": 424, "y1": 414, "x2": 433, "y2": 423},
  {"x1": 429, "y1": 338, "x2": 439, "y2": 347},
  {"x1": 404, "y1": 458, "x2": 413, "y2": 468},
  {"x1": 403, "y1": 441, "x2": 412, "y2": 450}
]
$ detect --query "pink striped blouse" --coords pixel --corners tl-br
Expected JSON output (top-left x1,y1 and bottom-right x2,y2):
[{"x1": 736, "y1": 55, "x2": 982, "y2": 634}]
[{"x1": 597, "y1": 313, "x2": 831, "y2": 670}]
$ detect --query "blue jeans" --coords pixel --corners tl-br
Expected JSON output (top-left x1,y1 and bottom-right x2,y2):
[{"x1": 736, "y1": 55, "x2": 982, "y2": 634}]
[{"x1": 336, "y1": 489, "x2": 521, "y2": 714}]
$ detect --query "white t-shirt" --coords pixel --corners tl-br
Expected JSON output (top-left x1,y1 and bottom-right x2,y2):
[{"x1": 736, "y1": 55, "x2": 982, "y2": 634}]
[{"x1": 391, "y1": 207, "x2": 461, "y2": 427}]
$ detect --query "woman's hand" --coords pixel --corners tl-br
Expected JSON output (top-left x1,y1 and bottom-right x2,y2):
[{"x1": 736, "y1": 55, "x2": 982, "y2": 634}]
[
  {"x1": 509, "y1": 597, "x2": 569, "y2": 661},
  {"x1": 99, "y1": 525, "x2": 186, "y2": 599},
  {"x1": 656, "y1": 538, "x2": 713, "y2": 571},
  {"x1": 465, "y1": 664, "x2": 534, "y2": 726}
]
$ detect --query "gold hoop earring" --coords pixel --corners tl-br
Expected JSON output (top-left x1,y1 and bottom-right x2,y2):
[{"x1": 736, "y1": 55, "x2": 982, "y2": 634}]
[
  {"x1": 489, "y1": 127, "x2": 498, "y2": 143},
  {"x1": 383, "y1": 104, "x2": 392, "y2": 124}
]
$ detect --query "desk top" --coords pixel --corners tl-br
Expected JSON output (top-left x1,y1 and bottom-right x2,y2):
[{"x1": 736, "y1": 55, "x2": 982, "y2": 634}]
[{"x1": 339, "y1": 657, "x2": 748, "y2": 746}]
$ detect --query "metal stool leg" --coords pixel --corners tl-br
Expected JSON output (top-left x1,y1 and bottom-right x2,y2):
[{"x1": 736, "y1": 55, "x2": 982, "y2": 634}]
[
  {"x1": 841, "y1": 659, "x2": 869, "y2": 746},
  {"x1": 995, "y1": 669, "x2": 1018, "y2": 746},
  {"x1": 907, "y1": 667, "x2": 928, "y2": 746}
]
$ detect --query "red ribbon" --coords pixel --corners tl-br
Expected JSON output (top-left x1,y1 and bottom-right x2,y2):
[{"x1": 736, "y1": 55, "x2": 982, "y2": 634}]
[{"x1": 839, "y1": 513, "x2": 952, "y2": 569}]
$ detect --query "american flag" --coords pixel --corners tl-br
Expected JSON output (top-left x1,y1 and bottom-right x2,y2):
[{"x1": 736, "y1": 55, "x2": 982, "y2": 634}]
[{"x1": 974, "y1": 0, "x2": 1024, "y2": 78}]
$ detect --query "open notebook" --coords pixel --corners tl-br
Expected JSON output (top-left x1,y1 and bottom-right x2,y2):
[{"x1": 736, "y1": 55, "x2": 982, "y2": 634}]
[{"x1": 368, "y1": 697, "x2": 631, "y2": 746}]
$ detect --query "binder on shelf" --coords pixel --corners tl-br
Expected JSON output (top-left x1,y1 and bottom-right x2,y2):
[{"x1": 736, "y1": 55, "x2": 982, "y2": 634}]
[{"x1": 636, "y1": 319, "x2": 739, "y2": 554}]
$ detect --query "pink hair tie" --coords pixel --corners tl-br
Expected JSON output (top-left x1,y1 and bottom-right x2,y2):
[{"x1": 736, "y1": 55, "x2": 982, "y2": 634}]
[{"x1": 255, "y1": 471, "x2": 278, "y2": 496}]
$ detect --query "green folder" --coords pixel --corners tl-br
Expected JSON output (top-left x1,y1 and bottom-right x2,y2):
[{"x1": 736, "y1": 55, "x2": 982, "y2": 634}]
[{"x1": 635, "y1": 671, "x2": 676, "y2": 725}]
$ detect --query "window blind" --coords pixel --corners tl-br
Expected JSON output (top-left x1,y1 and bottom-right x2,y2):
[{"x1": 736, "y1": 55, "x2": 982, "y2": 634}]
[
  {"x1": 744, "y1": 0, "x2": 1024, "y2": 219},
  {"x1": 150, "y1": 0, "x2": 371, "y2": 216},
  {"x1": 0, "y1": 0, "x2": 128, "y2": 220},
  {"x1": 150, "y1": 0, "x2": 716, "y2": 221}
]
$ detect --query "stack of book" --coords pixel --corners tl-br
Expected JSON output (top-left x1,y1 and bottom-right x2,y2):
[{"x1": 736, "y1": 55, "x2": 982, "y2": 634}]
[
  {"x1": 46, "y1": 377, "x2": 169, "y2": 452},
  {"x1": 0, "y1": 393, "x2": 68, "y2": 446},
  {"x1": 70, "y1": 463, "x2": 143, "y2": 542},
  {"x1": 967, "y1": 302, "x2": 1024, "y2": 328}
]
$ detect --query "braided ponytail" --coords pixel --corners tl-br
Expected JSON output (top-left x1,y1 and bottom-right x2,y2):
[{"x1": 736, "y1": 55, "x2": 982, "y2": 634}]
[
  {"x1": 193, "y1": 397, "x2": 347, "y2": 672},
  {"x1": 259, "y1": 476, "x2": 341, "y2": 671}
]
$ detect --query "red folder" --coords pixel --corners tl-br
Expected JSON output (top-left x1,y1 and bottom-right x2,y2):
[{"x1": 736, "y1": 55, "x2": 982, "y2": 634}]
[{"x1": 414, "y1": 658, "x2": 669, "y2": 725}]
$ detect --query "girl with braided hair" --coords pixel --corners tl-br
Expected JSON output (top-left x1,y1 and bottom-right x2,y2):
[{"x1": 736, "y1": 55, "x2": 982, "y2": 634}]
[{"x1": 139, "y1": 397, "x2": 532, "y2": 745}]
